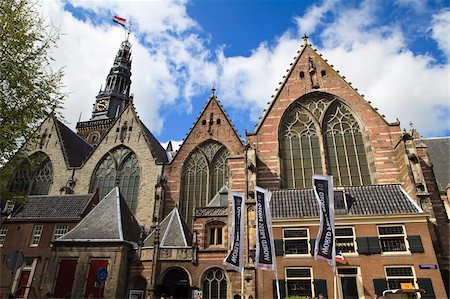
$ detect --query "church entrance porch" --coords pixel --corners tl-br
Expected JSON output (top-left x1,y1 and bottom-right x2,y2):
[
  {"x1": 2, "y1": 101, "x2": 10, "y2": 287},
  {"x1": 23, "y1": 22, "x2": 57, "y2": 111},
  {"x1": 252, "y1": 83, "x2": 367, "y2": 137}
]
[{"x1": 160, "y1": 268, "x2": 191, "y2": 299}]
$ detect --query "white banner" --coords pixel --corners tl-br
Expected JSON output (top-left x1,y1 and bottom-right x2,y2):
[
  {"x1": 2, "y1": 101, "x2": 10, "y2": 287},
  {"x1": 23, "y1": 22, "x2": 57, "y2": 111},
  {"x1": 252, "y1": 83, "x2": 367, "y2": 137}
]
[
  {"x1": 255, "y1": 186, "x2": 275, "y2": 271},
  {"x1": 223, "y1": 192, "x2": 245, "y2": 272},
  {"x1": 313, "y1": 174, "x2": 336, "y2": 267}
]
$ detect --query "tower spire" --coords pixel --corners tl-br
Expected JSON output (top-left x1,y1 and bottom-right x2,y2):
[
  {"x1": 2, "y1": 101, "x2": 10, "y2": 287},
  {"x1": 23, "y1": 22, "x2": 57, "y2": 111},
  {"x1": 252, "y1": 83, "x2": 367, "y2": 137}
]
[{"x1": 90, "y1": 39, "x2": 133, "y2": 121}]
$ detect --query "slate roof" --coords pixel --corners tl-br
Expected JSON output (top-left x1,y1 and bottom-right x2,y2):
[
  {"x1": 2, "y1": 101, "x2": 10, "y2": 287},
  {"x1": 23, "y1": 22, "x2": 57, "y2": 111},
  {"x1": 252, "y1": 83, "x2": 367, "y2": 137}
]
[
  {"x1": 419, "y1": 137, "x2": 450, "y2": 191},
  {"x1": 10, "y1": 194, "x2": 95, "y2": 220},
  {"x1": 56, "y1": 187, "x2": 141, "y2": 246},
  {"x1": 143, "y1": 208, "x2": 192, "y2": 248},
  {"x1": 139, "y1": 120, "x2": 168, "y2": 164},
  {"x1": 55, "y1": 118, "x2": 93, "y2": 168},
  {"x1": 270, "y1": 184, "x2": 422, "y2": 219}
]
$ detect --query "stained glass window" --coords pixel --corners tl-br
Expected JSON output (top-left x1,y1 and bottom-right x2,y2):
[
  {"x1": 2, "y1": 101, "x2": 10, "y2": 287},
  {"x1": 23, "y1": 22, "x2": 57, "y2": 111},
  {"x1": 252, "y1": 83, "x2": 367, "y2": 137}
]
[
  {"x1": 9, "y1": 154, "x2": 53, "y2": 195},
  {"x1": 90, "y1": 146, "x2": 140, "y2": 214},
  {"x1": 202, "y1": 268, "x2": 227, "y2": 299},
  {"x1": 181, "y1": 141, "x2": 229, "y2": 226},
  {"x1": 280, "y1": 95, "x2": 371, "y2": 188},
  {"x1": 30, "y1": 160, "x2": 53, "y2": 195}
]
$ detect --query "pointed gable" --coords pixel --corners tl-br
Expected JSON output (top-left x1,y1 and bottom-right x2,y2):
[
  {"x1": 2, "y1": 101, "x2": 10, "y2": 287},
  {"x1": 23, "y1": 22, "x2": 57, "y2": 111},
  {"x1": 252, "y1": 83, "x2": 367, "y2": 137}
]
[
  {"x1": 251, "y1": 38, "x2": 393, "y2": 135},
  {"x1": 54, "y1": 118, "x2": 93, "y2": 168},
  {"x1": 173, "y1": 88, "x2": 244, "y2": 162},
  {"x1": 56, "y1": 187, "x2": 140, "y2": 245},
  {"x1": 143, "y1": 208, "x2": 192, "y2": 248}
]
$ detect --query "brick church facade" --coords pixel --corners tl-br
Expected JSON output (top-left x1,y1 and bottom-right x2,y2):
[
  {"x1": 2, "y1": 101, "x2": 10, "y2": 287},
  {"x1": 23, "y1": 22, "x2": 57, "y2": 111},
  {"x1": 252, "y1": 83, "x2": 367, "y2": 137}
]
[{"x1": 1, "y1": 36, "x2": 448, "y2": 299}]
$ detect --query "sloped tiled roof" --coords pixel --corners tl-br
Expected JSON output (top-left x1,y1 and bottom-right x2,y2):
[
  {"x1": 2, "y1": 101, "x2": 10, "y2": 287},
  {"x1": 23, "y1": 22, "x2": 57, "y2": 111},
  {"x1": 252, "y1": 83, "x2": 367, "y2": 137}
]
[
  {"x1": 144, "y1": 208, "x2": 192, "y2": 247},
  {"x1": 56, "y1": 187, "x2": 140, "y2": 245},
  {"x1": 419, "y1": 137, "x2": 450, "y2": 191},
  {"x1": 270, "y1": 184, "x2": 421, "y2": 219},
  {"x1": 55, "y1": 119, "x2": 93, "y2": 167},
  {"x1": 10, "y1": 194, "x2": 95, "y2": 220},
  {"x1": 139, "y1": 120, "x2": 168, "y2": 164}
]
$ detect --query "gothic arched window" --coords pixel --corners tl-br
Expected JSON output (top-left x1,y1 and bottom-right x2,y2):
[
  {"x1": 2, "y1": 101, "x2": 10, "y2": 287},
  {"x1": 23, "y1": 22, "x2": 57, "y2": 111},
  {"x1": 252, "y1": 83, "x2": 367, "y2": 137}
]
[
  {"x1": 181, "y1": 141, "x2": 229, "y2": 226},
  {"x1": 30, "y1": 160, "x2": 53, "y2": 195},
  {"x1": 90, "y1": 146, "x2": 140, "y2": 214},
  {"x1": 9, "y1": 153, "x2": 53, "y2": 195},
  {"x1": 202, "y1": 268, "x2": 227, "y2": 299},
  {"x1": 280, "y1": 94, "x2": 371, "y2": 188}
]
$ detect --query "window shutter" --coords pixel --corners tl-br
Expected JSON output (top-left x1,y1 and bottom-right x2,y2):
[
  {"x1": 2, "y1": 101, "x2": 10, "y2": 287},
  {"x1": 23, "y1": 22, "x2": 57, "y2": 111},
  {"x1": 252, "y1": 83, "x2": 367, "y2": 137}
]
[
  {"x1": 274, "y1": 239, "x2": 284, "y2": 256},
  {"x1": 310, "y1": 239, "x2": 316, "y2": 255},
  {"x1": 368, "y1": 237, "x2": 381, "y2": 254},
  {"x1": 273, "y1": 279, "x2": 286, "y2": 299},
  {"x1": 357, "y1": 237, "x2": 370, "y2": 254},
  {"x1": 373, "y1": 278, "x2": 388, "y2": 296},
  {"x1": 314, "y1": 279, "x2": 328, "y2": 297},
  {"x1": 417, "y1": 278, "x2": 436, "y2": 299},
  {"x1": 408, "y1": 235, "x2": 424, "y2": 253}
]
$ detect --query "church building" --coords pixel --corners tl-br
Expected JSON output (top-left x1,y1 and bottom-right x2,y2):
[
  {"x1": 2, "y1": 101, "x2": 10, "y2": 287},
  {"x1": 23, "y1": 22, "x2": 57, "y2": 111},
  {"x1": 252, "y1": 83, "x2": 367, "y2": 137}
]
[{"x1": 0, "y1": 35, "x2": 448, "y2": 299}]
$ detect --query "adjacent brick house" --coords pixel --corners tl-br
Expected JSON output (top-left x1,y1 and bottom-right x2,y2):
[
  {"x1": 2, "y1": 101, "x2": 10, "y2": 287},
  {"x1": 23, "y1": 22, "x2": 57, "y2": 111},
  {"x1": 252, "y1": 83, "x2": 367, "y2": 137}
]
[{"x1": 0, "y1": 193, "x2": 98, "y2": 298}]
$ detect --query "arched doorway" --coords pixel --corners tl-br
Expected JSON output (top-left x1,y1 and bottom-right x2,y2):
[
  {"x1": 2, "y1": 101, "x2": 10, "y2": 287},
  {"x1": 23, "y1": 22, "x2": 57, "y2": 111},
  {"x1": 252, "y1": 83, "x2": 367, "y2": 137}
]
[{"x1": 161, "y1": 268, "x2": 190, "y2": 299}]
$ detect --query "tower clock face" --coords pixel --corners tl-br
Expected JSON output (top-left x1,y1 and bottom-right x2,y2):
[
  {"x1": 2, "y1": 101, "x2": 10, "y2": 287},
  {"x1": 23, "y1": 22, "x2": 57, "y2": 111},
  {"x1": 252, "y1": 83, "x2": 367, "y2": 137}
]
[{"x1": 96, "y1": 99, "x2": 108, "y2": 111}]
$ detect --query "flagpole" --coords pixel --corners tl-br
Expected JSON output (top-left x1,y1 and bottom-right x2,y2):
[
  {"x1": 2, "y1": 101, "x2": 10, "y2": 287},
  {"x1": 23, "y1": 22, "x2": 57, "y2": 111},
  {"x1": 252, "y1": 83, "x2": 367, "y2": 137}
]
[
  {"x1": 268, "y1": 190, "x2": 281, "y2": 299},
  {"x1": 333, "y1": 265, "x2": 338, "y2": 299}
]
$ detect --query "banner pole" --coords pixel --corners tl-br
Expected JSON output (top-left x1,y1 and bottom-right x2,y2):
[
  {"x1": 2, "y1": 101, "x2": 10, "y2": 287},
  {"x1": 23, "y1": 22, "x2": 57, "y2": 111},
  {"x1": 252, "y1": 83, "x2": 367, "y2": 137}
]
[
  {"x1": 334, "y1": 265, "x2": 338, "y2": 299},
  {"x1": 241, "y1": 268, "x2": 245, "y2": 298}
]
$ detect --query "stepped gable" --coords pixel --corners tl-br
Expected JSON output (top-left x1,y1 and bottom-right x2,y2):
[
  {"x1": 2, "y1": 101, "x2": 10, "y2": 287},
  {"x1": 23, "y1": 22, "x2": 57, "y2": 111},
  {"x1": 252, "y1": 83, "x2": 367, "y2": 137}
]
[
  {"x1": 270, "y1": 184, "x2": 422, "y2": 219},
  {"x1": 250, "y1": 36, "x2": 397, "y2": 135},
  {"x1": 56, "y1": 187, "x2": 140, "y2": 246},
  {"x1": 10, "y1": 193, "x2": 97, "y2": 220},
  {"x1": 143, "y1": 208, "x2": 192, "y2": 247},
  {"x1": 54, "y1": 118, "x2": 93, "y2": 168}
]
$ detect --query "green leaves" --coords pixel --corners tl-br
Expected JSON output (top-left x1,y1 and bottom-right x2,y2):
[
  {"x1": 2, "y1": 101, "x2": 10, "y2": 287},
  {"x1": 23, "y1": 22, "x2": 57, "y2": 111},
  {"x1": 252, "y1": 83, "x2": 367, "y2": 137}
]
[{"x1": 0, "y1": 0, "x2": 65, "y2": 164}]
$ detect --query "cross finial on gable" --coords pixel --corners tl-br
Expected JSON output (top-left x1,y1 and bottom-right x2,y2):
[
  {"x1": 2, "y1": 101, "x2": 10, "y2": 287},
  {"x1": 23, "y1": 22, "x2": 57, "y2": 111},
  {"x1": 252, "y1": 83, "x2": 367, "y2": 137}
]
[
  {"x1": 302, "y1": 34, "x2": 309, "y2": 44},
  {"x1": 211, "y1": 85, "x2": 216, "y2": 97}
]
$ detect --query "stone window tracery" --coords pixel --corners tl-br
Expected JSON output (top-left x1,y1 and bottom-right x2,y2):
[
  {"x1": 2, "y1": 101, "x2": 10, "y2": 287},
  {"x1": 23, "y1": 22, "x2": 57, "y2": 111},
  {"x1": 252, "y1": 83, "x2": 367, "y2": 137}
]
[
  {"x1": 202, "y1": 268, "x2": 227, "y2": 299},
  {"x1": 181, "y1": 141, "x2": 229, "y2": 226},
  {"x1": 90, "y1": 146, "x2": 140, "y2": 214},
  {"x1": 8, "y1": 153, "x2": 53, "y2": 195},
  {"x1": 280, "y1": 95, "x2": 370, "y2": 188}
]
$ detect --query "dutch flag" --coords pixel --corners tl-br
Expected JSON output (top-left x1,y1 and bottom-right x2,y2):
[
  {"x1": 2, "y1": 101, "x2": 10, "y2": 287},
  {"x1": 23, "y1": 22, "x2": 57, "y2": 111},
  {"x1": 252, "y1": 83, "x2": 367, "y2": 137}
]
[
  {"x1": 113, "y1": 15, "x2": 126, "y2": 27},
  {"x1": 335, "y1": 252, "x2": 346, "y2": 264}
]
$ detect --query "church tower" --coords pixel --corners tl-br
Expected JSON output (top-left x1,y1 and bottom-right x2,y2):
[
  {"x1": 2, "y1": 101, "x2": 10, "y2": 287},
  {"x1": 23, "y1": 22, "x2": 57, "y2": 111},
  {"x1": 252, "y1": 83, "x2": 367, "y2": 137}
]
[{"x1": 76, "y1": 39, "x2": 133, "y2": 146}]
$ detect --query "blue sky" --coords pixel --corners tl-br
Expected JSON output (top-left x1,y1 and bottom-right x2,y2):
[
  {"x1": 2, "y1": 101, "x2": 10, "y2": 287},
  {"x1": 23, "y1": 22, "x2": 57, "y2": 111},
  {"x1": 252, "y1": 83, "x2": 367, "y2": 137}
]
[{"x1": 40, "y1": 0, "x2": 449, "y2": 147}]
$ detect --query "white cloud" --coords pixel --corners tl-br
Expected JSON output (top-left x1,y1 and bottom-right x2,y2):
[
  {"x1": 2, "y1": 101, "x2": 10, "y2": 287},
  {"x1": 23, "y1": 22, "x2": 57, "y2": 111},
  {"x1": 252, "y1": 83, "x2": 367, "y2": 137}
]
[
  {"x1": 295, "y1": 0, "x2": 334, "y2": 34},
  {"x1": 431, "y1": 9, "x2": 450, "y2": 57},
  {"x1": 39, "y1": 0, "x2": 215, "y2": 134},
  {"x1": 38, "y1": 0, "x2": 449, "y2": 139}
]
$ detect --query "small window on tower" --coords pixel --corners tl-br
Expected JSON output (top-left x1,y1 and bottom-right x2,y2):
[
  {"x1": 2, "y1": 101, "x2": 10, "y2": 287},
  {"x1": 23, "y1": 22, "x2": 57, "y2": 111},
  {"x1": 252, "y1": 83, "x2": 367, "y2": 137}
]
[
  {"x1": 300, "y1": 71, "x2": 305, "y2": 79},
  {"x1": 202, "y1": 119, "x2": 207, "y2": 126},
  {"x1": 321, "y1": 70, "x2": 327, "y2": 77},
  {"x1": 216, "y1": 119, "x2": 221, "y2": 126}
]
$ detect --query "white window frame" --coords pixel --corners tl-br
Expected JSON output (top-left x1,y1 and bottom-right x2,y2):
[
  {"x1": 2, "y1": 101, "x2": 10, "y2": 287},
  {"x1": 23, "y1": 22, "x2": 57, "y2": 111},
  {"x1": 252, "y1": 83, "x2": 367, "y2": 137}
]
[
  {"x1": 336, "y1": 267, "x2": 364, "y2": 299},
  {"x1": 53, "y1": 224, "x2": 69, "y2": 240},
  {"x1": 30, "y1": 224, "x2": 43, "y2": 247},
  {"x1": 384, "y1": 266, "x2": 418, "y2": 292},
  {"x1": 283, "y1": 228, "x2": 310, "y2": 256},
  {"x1": 11, "y1": 258, "x2": 38, "y2": 298},
  {"x1": 335, "y1": 226, "x2": 357, "y2": 255},
  {"x1": 0, "y1": 225, "x2": 8, "y2": 246},
  {"x1": 285, "y1": 267, "x2": 314, "y2": 298},
  {"x1": 3, "y1": 200, "x2": 15, "y2": 214},
  {"x1": 377, "y1": 225, "x2": 409, "y2": 254}
]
